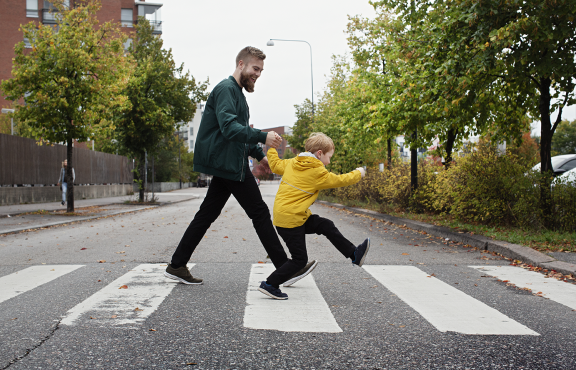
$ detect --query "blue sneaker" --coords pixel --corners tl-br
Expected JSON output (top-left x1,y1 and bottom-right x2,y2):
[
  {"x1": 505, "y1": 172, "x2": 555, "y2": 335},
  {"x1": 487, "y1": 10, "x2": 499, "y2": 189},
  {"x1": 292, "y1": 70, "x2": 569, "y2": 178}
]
[
  {"x1": 258, "y1": 281, "x2": 288, "y2": 300},
  {"x1": 352, "y1": 238, "x2": 370, "y2": 267}
]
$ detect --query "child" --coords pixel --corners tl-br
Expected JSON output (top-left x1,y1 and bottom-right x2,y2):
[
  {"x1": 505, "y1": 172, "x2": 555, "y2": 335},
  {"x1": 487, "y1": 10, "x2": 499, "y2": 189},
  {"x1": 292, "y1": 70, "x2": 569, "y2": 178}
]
[{"x1": 258, "y1": 132, "x2": 369, "y2": 300}]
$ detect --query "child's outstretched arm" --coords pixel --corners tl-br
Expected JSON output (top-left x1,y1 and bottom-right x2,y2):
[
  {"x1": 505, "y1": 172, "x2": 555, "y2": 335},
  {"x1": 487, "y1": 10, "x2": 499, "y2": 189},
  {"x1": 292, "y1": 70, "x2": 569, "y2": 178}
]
[
  {"x1": 316, "y1": 167, "x2": 364, "y2": 190},
  {"x1": 266, "y1": 148, "x2": 287, "y2": 176}
]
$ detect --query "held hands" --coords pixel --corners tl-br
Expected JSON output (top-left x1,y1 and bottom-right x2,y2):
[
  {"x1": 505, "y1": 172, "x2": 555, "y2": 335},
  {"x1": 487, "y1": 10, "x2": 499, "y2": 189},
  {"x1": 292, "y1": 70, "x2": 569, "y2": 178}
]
[
  {"x1": 355, "y1": 167, "x2": 366, "y2": 178},
  {"x1": 265, "y1": 131, "x2": 282, "y2": 149}
]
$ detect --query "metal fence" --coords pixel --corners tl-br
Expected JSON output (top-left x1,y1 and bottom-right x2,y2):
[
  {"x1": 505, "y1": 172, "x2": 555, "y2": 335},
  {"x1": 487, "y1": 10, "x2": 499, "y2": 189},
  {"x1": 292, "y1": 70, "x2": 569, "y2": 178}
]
[{"x1": 0, "y1": 134, "x2": 132, "y2": 185}]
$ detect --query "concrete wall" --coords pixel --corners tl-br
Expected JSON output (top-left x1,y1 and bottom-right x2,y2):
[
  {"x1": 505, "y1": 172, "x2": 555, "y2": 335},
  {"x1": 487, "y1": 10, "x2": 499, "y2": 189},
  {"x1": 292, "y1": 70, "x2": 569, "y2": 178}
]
[
  {"x1": 0, "y1": 184, "x2": 133, "y2": 206},
  {"x1": 133, "y1": 182, "x2": 195, "y2": 193}
]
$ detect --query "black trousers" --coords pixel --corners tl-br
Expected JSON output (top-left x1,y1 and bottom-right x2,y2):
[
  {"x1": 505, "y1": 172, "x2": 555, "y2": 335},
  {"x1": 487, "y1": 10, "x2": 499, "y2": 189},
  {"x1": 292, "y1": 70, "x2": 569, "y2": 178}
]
[
  {"x1": 266, "y1": 214, "x2": 356, "y2": 287},
  {"x1": 170, "y1": 170, "x2": 288, "y2": 269}
]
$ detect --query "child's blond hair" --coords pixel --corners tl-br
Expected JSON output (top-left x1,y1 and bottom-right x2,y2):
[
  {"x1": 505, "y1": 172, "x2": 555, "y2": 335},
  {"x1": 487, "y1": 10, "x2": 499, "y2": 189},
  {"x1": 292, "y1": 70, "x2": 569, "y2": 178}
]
[{"x1": 305, "y1": 132, "x2": 335, "y2": 154}]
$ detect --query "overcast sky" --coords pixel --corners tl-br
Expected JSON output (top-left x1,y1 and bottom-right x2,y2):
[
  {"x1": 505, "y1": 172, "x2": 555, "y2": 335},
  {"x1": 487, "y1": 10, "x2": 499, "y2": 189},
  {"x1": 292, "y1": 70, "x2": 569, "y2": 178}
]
[
  {"x1": 159, "y1": 0, "x2": 376, "y2": 130},
  {"x1": 158, "y1": 0, "x2": 575, "y2": 134}
]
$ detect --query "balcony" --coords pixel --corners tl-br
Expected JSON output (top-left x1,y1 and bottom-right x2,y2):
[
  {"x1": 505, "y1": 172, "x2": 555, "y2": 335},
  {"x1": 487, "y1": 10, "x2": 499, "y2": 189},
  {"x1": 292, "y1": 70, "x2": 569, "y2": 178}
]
[
  {"x1": 136, "y1": 1, "x2": 163, "y2": 35},
  {"x1": 134, "y1": 19, "x2": 162, "y2": 34}
]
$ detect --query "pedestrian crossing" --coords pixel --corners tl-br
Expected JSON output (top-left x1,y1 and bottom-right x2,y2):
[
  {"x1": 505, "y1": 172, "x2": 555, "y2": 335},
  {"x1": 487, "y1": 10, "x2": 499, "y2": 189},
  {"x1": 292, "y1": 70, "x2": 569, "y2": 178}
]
[{"x1": 2, "y1": 263, "x2": 575, "y2": 335}]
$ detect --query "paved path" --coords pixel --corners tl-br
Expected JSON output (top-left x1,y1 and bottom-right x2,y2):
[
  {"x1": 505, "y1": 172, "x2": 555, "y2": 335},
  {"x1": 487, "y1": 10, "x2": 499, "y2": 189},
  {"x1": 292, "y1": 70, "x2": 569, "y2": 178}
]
[{"x1": 1, "y1": 183, "x2": 575, "y2": 369}]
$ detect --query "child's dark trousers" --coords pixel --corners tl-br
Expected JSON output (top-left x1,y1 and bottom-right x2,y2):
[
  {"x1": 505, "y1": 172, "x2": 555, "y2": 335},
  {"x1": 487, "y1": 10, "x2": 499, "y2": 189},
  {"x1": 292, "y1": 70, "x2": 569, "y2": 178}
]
[{"x1": 266, "y1": 214, "x2": 356, "y2": 287}]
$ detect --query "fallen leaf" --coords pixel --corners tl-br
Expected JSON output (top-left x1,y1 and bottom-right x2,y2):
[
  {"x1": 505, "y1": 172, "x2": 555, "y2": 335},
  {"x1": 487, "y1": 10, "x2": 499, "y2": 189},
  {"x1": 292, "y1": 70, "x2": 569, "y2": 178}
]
[
  {"x1": 80, "y1": 248, "x2": 87, "y2": 250},
  {"x1": 134, "y1": 307, "x2": 143, "y2": 311},
  {"x1": 98, "y1": 260, "x2": 106, "y2": 263},
  {"x1": 242, "y1": 238, "x2": 246, "y2": 241},
  {"x1": 186, "y1": 362, "x2": 197, "y2": 366},
  {"x1": 111, "y1": 315, "x2": 117, "y2": 318},
  {"x1": 402, "y1": 253, "x2": 409, "y2": 255},
  {"x1": 149, "y1": 328, "x2": 157, "y2": 331},
  {"x1": 224, "y1": 236, "x2": 228, "y2": 238},
  {"x1": 97, "y1": 280, "x2": 101, "y2": 282},
  {"x1": 119, "y1": 285, "x2": 128, "y2": 289},
  {"x1": 399, "y1": 325, "x2": 406, "y2": 328},
  {"x1": 257, "y1": 261, "x2": 265, "y2": 264}
]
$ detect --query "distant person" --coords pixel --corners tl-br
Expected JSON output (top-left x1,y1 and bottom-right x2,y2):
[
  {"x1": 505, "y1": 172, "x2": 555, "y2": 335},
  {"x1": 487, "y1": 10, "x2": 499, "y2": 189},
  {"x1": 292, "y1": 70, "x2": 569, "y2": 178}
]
[
  {"x1": 56, "y1": 160, "x2": 75, "y2": 206},
  {"x1": 164, "y1": 46, "x2": 317, "y2": 285},
  {"x1": 258, "y1": 133, "x2": 370, "y2": 300}
]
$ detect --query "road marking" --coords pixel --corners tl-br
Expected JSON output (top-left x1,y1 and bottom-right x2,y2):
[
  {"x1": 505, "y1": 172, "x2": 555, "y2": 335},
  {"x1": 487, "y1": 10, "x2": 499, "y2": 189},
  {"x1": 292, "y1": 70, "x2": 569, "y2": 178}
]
[
  {"x1": 0, "y1": 265, "x2": 85, "y2": 304},
  {"x1": 244, "y1": 264, "x2": 342, "y2": 333},
  {"x1": 61, "y1": 263, "x2": 193, "y2": 326},
  {"x1": 363, "y1": 265, "x2": 539, "y2": 335},
  {"x1": 470, "y1": 265, "x2": 576, "y2": 310}
]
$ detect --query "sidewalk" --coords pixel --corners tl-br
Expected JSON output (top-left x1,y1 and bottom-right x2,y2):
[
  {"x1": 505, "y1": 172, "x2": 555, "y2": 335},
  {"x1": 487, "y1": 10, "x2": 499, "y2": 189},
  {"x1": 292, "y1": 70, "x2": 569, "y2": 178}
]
[
  {"x1": 317, "y1": 200, "x2": 576, "y2": 277},
  {"x1": 0, "y1": 188, "x2": 204, "y2": 234}
]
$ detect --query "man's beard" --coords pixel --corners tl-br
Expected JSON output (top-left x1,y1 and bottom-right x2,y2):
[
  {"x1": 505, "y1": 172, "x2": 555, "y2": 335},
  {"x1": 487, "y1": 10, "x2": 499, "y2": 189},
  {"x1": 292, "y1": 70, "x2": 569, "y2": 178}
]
[{"x1": 240, "y1": 70, "x2": 255, "y2": 93}]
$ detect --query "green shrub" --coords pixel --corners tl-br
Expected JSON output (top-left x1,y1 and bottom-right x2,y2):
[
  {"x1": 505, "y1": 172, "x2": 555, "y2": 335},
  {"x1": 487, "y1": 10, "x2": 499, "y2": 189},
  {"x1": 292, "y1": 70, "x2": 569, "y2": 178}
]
[{"x1": 322, "y1": 140, "x2": 576, "y2": 232}]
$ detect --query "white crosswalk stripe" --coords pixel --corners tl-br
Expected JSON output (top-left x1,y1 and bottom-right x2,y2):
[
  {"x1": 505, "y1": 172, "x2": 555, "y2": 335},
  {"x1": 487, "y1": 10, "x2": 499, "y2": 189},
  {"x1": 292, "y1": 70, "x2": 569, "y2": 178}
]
[
  {"x1": 2, "y1": 263, "x2": 571, "y2": 335},
  {"x1": 61, "y1": 263, "x2": 193, "y2": 326},
  {"x1": 243, "y1": 264, "x2": 342, "y2": 333},
  {"x1": 0, "y1": 265, "x2": 85, "y2": 304},
  {"x1": 470, "y1": 265, "x2": 576, "y2": 311},
  {"x1": 363, "y1": 265, "x2": 539, "y2": 335}
]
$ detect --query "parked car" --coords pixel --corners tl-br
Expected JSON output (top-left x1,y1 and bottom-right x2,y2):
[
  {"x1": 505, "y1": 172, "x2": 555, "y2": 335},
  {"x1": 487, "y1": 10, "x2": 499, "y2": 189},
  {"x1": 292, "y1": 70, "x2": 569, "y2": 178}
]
[
  {"x1": 532, "y1": 154, "x2": 576, "y2": 177},
  {"x1": 196, "y1": 179, "x2": 207, "y2": 188},
  {"x1": 255, "y1": 177, "x2": 260, "y2": 186},
  {"x1": 552, "y1": 167, "x2": 576, "y2": 187}
]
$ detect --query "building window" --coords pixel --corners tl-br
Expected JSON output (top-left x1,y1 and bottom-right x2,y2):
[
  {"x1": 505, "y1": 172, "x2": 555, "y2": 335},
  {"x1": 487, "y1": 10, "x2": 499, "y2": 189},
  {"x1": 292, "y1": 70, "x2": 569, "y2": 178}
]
[
  {"x1": 190, "y1": 140, "x2": 194, "y2": 149},
  {"x1": 121, "y1": 9, "x2": 133, "y2": 27},
  {"x1": 27, "y1": 0, "x2": 39, "y2": 17},
  {"x1": 123, "y1": 38, "x2": 132, "y2": 51},
  {"x1": 189, "y1": 127, "x2": 193, "y2": 136},
  {"x1": 24, "y1": 38, "x2": 32, "y2": 49}
]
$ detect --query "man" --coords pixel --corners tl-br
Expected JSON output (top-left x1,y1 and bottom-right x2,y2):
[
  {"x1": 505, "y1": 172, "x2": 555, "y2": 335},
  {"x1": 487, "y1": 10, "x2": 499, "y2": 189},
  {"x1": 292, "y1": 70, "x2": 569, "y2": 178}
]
[{"x1": 165, "y1": 46, "x2": 318, "y2": 285}]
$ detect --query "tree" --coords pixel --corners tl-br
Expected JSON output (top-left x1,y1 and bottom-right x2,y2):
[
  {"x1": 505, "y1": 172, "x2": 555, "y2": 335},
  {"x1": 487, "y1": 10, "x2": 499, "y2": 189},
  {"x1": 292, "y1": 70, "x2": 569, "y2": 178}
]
[
  {"x1": 285, "y1": 99, "x2": 314, "y2": 153},
  {"x1": 115, "y1": 18, "x2": 207, "y2": 201},
  {"x1": 551, "y1": 119, "x2": 576, "y2": 155},
  {"x1": 1, "y1": 0, "x2": 132, "y2": 212}
]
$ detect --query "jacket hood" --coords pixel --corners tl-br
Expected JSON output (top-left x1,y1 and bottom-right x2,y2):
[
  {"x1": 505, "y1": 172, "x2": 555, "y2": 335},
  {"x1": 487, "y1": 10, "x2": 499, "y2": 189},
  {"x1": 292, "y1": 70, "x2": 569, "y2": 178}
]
[{"x1": 293, "y1": 154, "x2": 324, "y2": 171}]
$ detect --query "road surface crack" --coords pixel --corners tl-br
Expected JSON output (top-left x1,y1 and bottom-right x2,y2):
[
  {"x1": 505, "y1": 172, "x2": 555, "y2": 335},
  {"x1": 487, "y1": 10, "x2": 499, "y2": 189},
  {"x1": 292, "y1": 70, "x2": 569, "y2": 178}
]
[{"x1": 2, "y1": 319, "x2": 62, "y2": 369}]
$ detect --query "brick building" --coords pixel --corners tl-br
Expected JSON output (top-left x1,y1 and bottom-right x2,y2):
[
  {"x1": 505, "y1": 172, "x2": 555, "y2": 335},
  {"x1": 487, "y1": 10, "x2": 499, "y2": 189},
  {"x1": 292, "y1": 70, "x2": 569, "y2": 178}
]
[{"x1": 0, "y1": 0, "x2": 162, "y2": 112}]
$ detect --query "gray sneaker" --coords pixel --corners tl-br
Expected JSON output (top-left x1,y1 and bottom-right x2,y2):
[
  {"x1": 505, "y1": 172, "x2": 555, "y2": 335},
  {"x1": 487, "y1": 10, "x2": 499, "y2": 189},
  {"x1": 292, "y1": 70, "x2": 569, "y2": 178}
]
[
  {"x1": 282, "y1": 260, "x2": 318, "y2": 287},
  {"x1": 164, "y1": 264, "x2": 203, "y2": 285}
]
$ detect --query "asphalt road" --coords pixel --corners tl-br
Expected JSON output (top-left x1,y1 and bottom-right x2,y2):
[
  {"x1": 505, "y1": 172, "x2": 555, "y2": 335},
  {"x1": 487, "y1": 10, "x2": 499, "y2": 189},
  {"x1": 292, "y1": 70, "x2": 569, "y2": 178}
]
[{"x1": 1, "y1": 184, "x2": 575, "y2": 370}]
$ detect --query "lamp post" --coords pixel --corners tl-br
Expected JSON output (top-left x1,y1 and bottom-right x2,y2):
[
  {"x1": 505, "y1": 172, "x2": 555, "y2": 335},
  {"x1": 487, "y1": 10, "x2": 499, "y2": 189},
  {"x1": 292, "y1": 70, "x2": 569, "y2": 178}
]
[
  {"x1": 1, "y1": 108, "x2": 15, "y2": 135},
  {"x1": 266, "y1": 39, "x2": 314, "y2": 115}
]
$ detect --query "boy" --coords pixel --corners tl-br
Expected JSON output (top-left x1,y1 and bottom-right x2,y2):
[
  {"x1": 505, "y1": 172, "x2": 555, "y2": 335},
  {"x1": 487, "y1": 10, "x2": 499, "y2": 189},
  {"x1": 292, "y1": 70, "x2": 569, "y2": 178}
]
[{"x1": 258, "y1": 133, "x2": 370, "y2": 300}]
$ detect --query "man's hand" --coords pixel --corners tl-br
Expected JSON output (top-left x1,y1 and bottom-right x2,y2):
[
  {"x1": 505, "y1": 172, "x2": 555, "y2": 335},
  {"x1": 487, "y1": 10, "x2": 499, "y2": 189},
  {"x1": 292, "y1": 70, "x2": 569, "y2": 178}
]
[
  {"x1": 266, "y1": 131, "x2": 282, "y2": 148},
  {"x1": 356, "y1": 167, "x2": 366, "y2": 178},
  {"x1": 260, "y1": 157, "x2": 268, "y2": 166}
]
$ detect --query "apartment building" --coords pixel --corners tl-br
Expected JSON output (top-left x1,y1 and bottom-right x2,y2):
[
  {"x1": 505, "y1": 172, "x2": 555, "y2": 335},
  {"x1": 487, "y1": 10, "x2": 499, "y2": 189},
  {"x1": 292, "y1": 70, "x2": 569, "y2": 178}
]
[
  {"x1": 177, "y1": 103, "x2": 205, "y2": 153},
  {"x1": 0, "y1": 0, "x2": 163, "y2": 111}
]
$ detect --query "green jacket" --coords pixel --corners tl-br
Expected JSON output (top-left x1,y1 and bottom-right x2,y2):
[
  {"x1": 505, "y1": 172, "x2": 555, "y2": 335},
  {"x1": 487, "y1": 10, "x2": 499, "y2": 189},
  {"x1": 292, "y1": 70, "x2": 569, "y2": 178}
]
[{"x1": 193, "y1": 76, "x2": 268, "y2": 181}]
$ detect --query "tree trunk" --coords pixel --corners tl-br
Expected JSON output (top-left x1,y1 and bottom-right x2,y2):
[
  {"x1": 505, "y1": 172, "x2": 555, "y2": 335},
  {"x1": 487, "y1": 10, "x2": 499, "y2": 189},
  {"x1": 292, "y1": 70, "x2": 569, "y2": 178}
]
[
  {"x1": 444, "y1": 126, "x2": 459, "y2": 167},
  {"x1": 139, "y1": 154, "x2": 145, "y2": 202},
  {"x1": 538, "y1": 77, "x2": 553, "y2": 227},
  {"x1": 66, "y1": 137, "x2": 74, "y2": 212},
  {"x1": 387, "y1": 137, "x2": 392, "y2": 170},
  {"x1": 411, "y1": 129, "x2": 418, "y2": 191}
]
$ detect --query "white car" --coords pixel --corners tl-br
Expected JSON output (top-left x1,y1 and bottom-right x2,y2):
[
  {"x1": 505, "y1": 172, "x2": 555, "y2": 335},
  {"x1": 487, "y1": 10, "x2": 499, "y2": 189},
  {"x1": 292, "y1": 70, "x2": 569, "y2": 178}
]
[
  {"x1": 552, "y1": 167, "x2": 576, "y2": 187},
  {"x1": 532, "y1": 154, "x2": 576, "y2": 176}
]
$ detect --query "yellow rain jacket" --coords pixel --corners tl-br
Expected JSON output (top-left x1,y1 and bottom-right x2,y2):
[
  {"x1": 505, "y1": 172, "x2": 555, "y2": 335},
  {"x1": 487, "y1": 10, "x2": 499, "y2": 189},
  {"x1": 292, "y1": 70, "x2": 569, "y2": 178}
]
[{"x1": 267, "y1": 148, "x2": 362, "y2": 228}]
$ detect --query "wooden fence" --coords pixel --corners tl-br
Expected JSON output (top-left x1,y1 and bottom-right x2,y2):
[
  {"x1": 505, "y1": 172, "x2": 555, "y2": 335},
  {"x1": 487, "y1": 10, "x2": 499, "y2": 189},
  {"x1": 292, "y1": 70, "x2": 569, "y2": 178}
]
[{"x1": 0, "y1": 134, "x2": 132, "y2": 185}]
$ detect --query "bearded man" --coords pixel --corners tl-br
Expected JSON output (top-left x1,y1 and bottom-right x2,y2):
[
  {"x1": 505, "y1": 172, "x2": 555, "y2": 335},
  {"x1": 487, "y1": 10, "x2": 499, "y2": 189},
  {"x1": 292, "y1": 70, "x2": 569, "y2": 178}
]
[{"x1": 165, "y1": 46, "x2": 317, "y2": 285}]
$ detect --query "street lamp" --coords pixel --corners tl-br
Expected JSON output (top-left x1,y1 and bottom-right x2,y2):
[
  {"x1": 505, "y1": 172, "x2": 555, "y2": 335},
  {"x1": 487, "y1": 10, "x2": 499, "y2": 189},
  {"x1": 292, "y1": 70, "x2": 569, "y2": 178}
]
[
  {"x1": 1, "y1": 108, "x2": 15, "y2": 135},
  {"x1": 266, "y1": 39, "x2": 314, "y2": 115}
]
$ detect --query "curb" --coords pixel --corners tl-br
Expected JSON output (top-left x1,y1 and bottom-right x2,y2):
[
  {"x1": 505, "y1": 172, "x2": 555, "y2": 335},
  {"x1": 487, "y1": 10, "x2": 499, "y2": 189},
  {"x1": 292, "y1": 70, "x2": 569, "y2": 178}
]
[
  {"x1": 0, "y1": 195, "x2": 200, "y2": 235},
  {"x1": 0, "y1": 206, "x2": 154, "y2": 235},
  {"x1": 317, "y1": 200, "x2": 576, "y2": 277}
]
